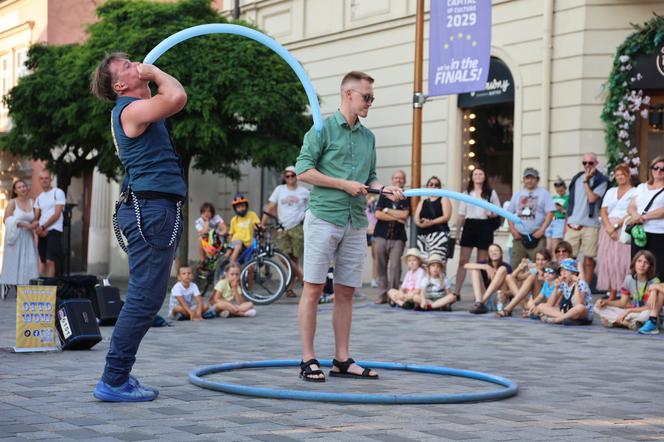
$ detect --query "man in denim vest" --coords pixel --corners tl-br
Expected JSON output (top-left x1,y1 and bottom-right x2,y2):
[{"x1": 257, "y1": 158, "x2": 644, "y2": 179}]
[{"x1": 90, "y1": 53, "x2": 187, "y2": 402}]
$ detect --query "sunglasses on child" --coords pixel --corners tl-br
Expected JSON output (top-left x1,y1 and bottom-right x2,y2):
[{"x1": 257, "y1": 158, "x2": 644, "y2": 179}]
[{"x1": 544, "y1": 267, "x2": 557, "y2": 274}]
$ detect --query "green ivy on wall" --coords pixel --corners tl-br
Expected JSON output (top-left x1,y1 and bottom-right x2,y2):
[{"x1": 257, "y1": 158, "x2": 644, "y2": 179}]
[{"x1": 601, "y1": 14, "x2": 664, "y2": 176}]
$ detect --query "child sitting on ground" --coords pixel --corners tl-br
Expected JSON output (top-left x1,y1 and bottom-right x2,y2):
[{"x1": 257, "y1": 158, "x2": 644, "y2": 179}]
[
  {"x1": 637, "y1": 282, "x2": 664, "y2": 335},
  {"x1": 387, "y1": 248, "x2": 425, "y2": 307},
  {"x1": 169, "y1": 266, "x2": 219, "y2": 321},
  {"x1": 412, "y1": 253, "x2": 456, "y2": 311},
  {"x1": 534, "y1": 258, "x2": 593, "y2": 325},
  {"x1": 210, "y1": 263, "x2": 257, "y2": 317},
  {"x1": 195, "y1": 202, "x2": 227, "y2": 262},
  {"x1": 499, "y1": 249, "x2": 552, "y2": 317},
  {"x1": 227, "y1": 194, "x2": 261, "y2": 264},
  {"x1": 524, "y1": 261, "x2": 558, "y2": 317},
  {"x1": 595, "y1": 251, "x2": 660, "y2": 330}
]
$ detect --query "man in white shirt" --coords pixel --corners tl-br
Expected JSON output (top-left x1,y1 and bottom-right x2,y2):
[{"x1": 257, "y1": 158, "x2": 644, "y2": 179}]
[
  {"x1": 261, "y1": 166, "x2": 310, "y2": 297},
  {"x1": 34, "y1": 170, "x2": 66, "y2": 277}
]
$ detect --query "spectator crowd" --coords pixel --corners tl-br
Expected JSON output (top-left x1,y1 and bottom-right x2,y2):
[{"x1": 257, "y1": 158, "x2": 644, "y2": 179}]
[{"x1": 2, "y1": 155, "x2": 663, "y2": 334}]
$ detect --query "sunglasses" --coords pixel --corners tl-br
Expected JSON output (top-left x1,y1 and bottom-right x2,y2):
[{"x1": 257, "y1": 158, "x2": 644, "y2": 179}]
[
  {"x1": 284, "y1": 174, "x2": 296, "y2": 178},
  {"x1": 582, "y1": 161, "x2": 596, "y2": 166},
  {"x1": 544, "y1": 268, "x2": 557, "y2": 274},
  {"x1": 350, "y1": 89, "x2": 375, "y2": 104},
  {"x1": 651, "y1": 165, "x2": 664, "y2": 172}
]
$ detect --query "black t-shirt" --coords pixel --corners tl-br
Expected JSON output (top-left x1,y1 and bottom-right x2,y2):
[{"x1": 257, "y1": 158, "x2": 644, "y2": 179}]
[
  {"x1": 374, "y1": 194, "x2": 410, "y2": 241},
  {"x1": 416, "y1": 197, "x2": 449, "y2": 236}
]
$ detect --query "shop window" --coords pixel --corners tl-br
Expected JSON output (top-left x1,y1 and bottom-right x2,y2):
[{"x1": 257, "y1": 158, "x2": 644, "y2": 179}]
[{"x1": 458, "y1": 57, "x2": 515, "y2": 204}]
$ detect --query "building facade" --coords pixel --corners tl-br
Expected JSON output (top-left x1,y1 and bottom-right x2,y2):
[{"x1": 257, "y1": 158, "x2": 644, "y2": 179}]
[
  {"x1": 0, "y1": 0, "x2": 100, "y2": 270},
  {"x1": 2, "y1": 0, "x2": 662, "y2": 279}
]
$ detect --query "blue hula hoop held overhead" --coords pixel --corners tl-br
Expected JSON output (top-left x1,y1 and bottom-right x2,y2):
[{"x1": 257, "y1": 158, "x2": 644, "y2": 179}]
[{"x1": 143, "y1": 23, "x2": 323, "y2": 133}]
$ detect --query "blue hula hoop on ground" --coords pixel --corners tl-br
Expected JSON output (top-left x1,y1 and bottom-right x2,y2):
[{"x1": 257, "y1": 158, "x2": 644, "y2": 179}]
[
  {"x1": 189, "y1": 359, "x2": 518, "y2": 404},
  {"x1": 143, "y1": 23, "x2": 323, "y2": 133}
]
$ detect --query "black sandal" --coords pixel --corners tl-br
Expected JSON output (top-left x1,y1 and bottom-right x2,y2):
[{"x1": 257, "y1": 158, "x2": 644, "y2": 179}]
[
  {"x1": 299, "y1": 358, "x2": 325, "y2": 382},
  {"x1": 329, "y1": 358, "x2": 378, "y2": 379}
]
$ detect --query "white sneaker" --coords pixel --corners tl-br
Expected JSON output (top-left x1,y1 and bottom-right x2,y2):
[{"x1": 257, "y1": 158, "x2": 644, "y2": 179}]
[
  {"x1": 244, "y1": 308, "x2": 257, "y2": 317},
  {"x1": 219, "y1": 310, "x2": 230, "y2": 318},
  {"x1": 370, "y1": 279, "x2": 378, "y2": 288}
]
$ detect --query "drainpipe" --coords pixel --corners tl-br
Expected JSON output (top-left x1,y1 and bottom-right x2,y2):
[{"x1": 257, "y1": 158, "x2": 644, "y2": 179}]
[{"x1": 540, "y1": 0, "x2": 554, "y2": 184}]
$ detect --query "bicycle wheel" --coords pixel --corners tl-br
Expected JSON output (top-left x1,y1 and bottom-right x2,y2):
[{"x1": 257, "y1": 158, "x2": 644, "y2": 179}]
[
  {"x1": 271, "y1": 250, "x2": 294, "y2": 287},
  {"x1": 240, "y1": 257, "x2": 286, "y2": 305}
]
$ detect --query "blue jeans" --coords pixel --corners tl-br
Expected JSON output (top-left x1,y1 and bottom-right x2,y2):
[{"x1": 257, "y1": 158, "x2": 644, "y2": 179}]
[{"x1": 102, "y1": 198, "x2": 182, "y2": 386}]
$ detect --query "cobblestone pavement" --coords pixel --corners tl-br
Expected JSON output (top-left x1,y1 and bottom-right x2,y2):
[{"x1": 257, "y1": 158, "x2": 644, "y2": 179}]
[{"x1": 1, "y1": 286, "x2": 663, "y2": 441}]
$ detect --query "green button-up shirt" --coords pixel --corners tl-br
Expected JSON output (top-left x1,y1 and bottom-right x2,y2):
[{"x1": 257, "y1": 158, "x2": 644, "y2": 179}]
[{"x1": 295, "y1": 110, "x2": 377, "y2": 228}]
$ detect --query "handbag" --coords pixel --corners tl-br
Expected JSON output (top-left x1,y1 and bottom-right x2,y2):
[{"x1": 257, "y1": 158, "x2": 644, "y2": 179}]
[
  {"x1": 488, "y1": 216, "x2": 502, "y2": 231},
  {"x1": 618, "y1": 217, "x2": 632, "y2": 244},
  {"x1": 624, "y1": 187, "x2": 664, "y2": 246}
]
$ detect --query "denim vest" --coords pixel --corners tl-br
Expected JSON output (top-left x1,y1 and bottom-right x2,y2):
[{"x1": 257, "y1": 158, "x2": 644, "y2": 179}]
[{"x1": 112, "y1": 96, "x2": 186, "y2": 197}]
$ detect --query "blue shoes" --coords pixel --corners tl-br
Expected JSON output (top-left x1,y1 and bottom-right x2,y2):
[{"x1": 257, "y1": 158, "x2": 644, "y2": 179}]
[
  {"x1": 638, "y1": 320, "x2": 660, "y2": 335},
  {"x1": 93, "y1": 376, "x2": 159, "y2": 402}
]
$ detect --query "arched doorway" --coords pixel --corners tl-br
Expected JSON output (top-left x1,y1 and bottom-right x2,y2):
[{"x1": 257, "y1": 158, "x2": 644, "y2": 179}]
[
  {"x1": 631, "y1": 42, "x2": 664, "y2": 180},
  {"x1": 458, "y1": 57, "x2": 515, "y2": 204}
]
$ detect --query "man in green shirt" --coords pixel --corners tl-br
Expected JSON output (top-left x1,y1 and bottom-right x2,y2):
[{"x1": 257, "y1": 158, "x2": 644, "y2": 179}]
[{"x1": 295, "y1": 71, "x2": 404, "y2": 382}]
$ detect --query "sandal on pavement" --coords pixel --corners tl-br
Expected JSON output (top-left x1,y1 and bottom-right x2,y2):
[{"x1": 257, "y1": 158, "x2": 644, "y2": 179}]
[
  {"x1": 329, "y1": 358, "x2": 378, "y2": 380},
  {"x1": 286, "y1": 289, "x2": 297, "y2": 298},
  {"x1": 300, "y1": 359, "x2": 325, "y2": 382},
  {"x1": 495, "y1": 309, "x2": 512, "y2": 318}
]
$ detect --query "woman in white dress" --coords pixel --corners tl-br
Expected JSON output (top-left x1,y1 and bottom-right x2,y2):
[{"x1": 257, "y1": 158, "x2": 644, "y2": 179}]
[
  {"x1": 0, "y1": 180, "x2": 39, "y2": 296},
  {"x1": 597, "y1": 164, "x2": 636, "y2": 300}
]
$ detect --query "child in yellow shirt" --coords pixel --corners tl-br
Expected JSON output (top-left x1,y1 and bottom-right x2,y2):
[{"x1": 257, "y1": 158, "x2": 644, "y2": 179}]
[{"x1": 227, "y1": 193, "x2": 260, "y2": 263}]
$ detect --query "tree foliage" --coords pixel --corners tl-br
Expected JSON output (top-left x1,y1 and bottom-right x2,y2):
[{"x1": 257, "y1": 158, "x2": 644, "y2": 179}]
[{"x1": 1, "y1": 0, "x2": 311, "y2": 188}]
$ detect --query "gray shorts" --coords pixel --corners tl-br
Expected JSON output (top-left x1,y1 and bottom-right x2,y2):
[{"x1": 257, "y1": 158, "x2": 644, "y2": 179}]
[{"x1": 303, "y1": 211, "x2": 367, "y2": 288}]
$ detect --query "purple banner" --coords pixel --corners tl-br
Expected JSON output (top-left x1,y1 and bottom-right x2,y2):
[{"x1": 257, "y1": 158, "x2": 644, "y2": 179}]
[{"x1": 428, "y1": 0, "x2": 492, "y2": 97}]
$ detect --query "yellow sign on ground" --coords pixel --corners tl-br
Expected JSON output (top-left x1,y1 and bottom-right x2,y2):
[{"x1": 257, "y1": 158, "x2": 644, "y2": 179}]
[{"x1": 14, "y1": 285, "x2": 58, "y2": 352}]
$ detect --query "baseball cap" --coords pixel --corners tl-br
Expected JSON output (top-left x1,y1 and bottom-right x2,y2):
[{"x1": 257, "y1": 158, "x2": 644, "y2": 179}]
[
  {"x1": 522, "y1": 167, "x2": 539, "y2": 178},
  {"x1": 283, "y1": 166, "x2": 296, "y2": 174}
]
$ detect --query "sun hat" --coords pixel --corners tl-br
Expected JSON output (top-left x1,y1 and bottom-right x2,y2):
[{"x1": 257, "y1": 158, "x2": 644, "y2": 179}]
[
  {"x1": 426, "y1": 253, "x2": 445, "y2": 266},
  {"x1": 559, "y1": 258, "x2": 579, "y2": 273},
  {"x1": 630, "y1": 224, "x2": 647, "y2": 248},
  {"x1": 402, "y1": 248, "x2": 423, "y2": 263},
  {"x1": 283, "y1": 165, "x2": 296, "y2": 174}
]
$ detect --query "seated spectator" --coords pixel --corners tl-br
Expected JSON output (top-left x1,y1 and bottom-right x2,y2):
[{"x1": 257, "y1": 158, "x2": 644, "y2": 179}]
[
  {"x1": 466, "y1": 244, "x2": 513, "y2": 314},
  {"x1": 195, "y1": 202, "x2": 227, "y2": 263},
  {"x1": 387, "y1": 248, "x2": 425, "y2": 307},
  {"x1": 524, "y1": 261, "x2": 559, "y2": 316},
  {"x1": 638, "y1": 282, "x2": 664, "y2": 335},
  {"x1": 412, "y1": 253, "x2": 456, "y2": 311},
  {"x1": 210, "y1": 263, "x2": 257, "y2": 317},
  {"x1": 595, "y1": 251, "x2": 660, "y2": 330},
  {"x1": 227, "y1": 193, "x2": 260, "y2": 264},
  {"x1": 535, "y1": 258, "x2": 593, "y2": 325},
  {"x1": 169, "y1": 266, "x2": 218, "y2": 321},
  {"x1": 498, "y1": 249, "x2": 552, "y2": 317},
  {"x1": 553, "y1": 240, "x2": 573, "y2": 262}
]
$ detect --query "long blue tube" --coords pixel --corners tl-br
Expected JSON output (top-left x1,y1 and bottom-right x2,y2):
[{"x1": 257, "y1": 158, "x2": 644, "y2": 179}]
[
  {"x1": 143, "y1": 23, "x2": 323, "y2": 133},
  {"x1": 189, "y1": 359, "x2": 518, "y2": 404},
  {"x1": 403, "y1": 188, "x2": 522, "y2": 226}
]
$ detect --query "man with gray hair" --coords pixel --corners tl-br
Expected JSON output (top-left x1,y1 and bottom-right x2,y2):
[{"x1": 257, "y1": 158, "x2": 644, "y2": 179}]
[
  {"x1": 295, "y1": 71, "x2": 404, "y2": 382},
  {"x1": 373, "y1": 169, "x2": 410, "y2": 304},
  {"x1": 563, "y1": 152, "x2": 609, "y2": 284}
]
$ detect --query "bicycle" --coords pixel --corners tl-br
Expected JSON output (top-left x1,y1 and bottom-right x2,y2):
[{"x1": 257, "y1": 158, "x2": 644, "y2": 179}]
[
  {"x1": 196, "y1": 224, "x2": 287, "y2": 305},
  {"x1": 261, "y1": 212, "x2": 294, "y2": 289},
  {"x1": 236, "y1": 226, "x2": 287, "y2": 305}
]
